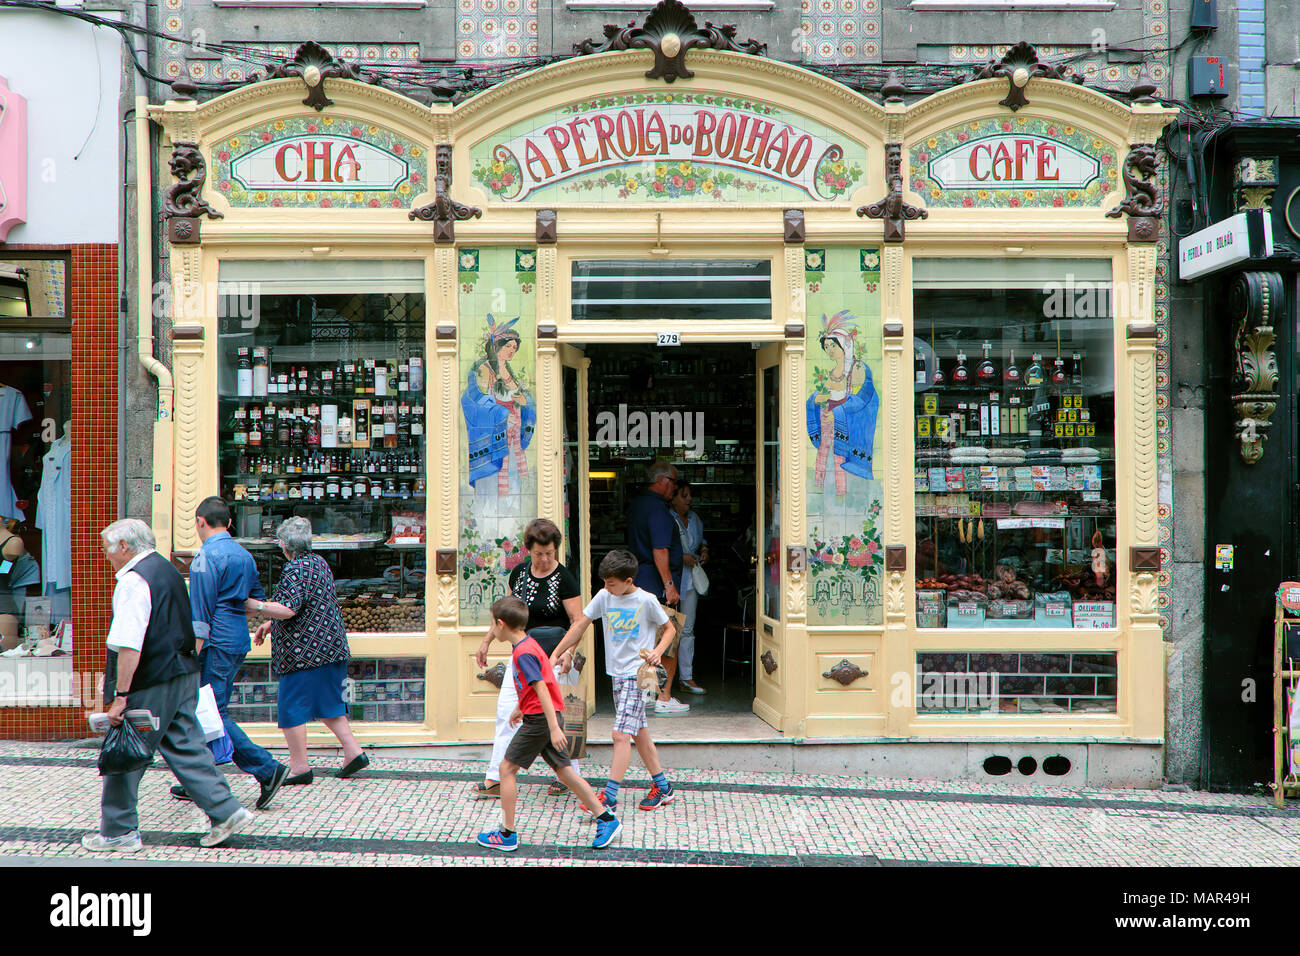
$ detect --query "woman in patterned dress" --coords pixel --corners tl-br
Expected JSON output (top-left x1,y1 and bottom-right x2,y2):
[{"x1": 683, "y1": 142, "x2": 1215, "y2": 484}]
[
  {"x1": 250, "y1": 517, "x2": 368, "y2": 784},
  {"x1": 470, "y1": 517, "x2": 583, "y2": 799}
]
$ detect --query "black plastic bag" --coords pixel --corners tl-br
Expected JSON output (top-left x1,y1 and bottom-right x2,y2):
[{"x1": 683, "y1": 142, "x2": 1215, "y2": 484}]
[{"x1": 98, "y1": 720, "x2": 155, "y2": 776}]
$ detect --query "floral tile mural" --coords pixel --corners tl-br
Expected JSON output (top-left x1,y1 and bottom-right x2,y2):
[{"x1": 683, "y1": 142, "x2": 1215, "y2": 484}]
[{"x1": 805, "y1": 246, "x2": 885, "y2": 624}]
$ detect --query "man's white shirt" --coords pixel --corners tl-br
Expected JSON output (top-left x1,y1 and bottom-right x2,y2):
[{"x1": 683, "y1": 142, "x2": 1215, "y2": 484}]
[{"x1": 106, "y1": 550, "x2": 154, "y2": 653}]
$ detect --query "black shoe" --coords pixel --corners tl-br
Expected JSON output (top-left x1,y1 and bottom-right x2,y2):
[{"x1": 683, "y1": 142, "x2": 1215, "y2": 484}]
[
  {"x1": 338, "y1": 752, "x2": 370, "y2": 779},
  {"x1": 285, "y1": 770, "x2": 314, "y2": 786},
  {"x1": 255, "y1": 764, "x2": 289, "y2": 810},
  {"x1": 170, "y1": 785, "x2": 193, "y2": 802}
]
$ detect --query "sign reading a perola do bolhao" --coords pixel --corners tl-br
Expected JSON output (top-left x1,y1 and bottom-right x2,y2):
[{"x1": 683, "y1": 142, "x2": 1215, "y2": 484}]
[
  {"x1": 910, "y1": 117, "x2": 1119, "y2": 209},
  {"x1": 210, "y1": 116, "x2": 428, "y2": 209},
  {"x1": 470, "y1": 93, "x2": 867, "y2": 203}
]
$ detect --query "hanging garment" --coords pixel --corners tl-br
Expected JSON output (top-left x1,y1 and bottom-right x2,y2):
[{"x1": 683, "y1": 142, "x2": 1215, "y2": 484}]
[
  {"x1": 35, "y1": 439, "x2": 71, "y2": 590},
  {"x1": 0, "y1": 386, "x2": 32, "y2": 522}
]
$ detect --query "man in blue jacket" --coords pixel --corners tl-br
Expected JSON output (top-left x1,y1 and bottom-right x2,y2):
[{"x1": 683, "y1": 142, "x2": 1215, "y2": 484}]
[{"x1": 173, "y1": 496, "x2": 288, "y2": 809}]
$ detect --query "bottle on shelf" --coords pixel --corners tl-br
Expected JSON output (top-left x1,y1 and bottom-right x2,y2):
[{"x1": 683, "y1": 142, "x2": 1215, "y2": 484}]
[
  {"x1": 1050, "y1": 355, "x2": 1068, "y2": 386},
  {"x1": 976, "y1": 341, "x2": 997, "y2": 382},
  {"x1": 1004, "y1": 349, "x2": 1021, "y2": 385},
  {"x1": 384, "y1": 402, "x2": 398, "y2": 449},
  {"x1": 914, "y1": 347, "x2": 927, "y2": 386},
  {"x1": 252, "y1": 347, "x2": 269, "y2": 398},
  {"x1": 951, "y1": 350, "x2": 969, "y2": 385},
  {"x1": 409, "y1": 355, "x2": 424, "y2": 393},
  {"x1": 1025, "y1": 353, "x2": 1044, "y2": 387},
  {"x1": 375, "y1": 360, "x2": 389, "y2": 398},
  {"x1": 1070, "y1": 351, "x2": 1083, "y2": 387},
  {"x1": 237, "y1": 347, "x2": 253, "y2": 398}
]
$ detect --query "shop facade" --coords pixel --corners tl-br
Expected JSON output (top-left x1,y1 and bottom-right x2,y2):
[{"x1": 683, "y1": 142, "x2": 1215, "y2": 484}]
[{"x1": 146, "y1": 39, "x2": 1175, "y2": 781}]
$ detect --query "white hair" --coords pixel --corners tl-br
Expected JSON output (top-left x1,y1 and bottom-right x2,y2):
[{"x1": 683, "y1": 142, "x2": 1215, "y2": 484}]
[
  {"x1": 276, "y1": 517, "x2": 314, "y2": 557},
  {"x1": 647, "y1": 459, "x2": 675, "y2": 485},
  {"x1": 101, "y1": 518, "x2": 156, "y2": 555}
]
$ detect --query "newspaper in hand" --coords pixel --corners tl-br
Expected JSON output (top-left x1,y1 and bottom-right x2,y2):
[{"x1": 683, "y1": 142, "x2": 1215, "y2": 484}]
[{"x1": 88, "y1": 709, "x2": 159, "y2": 735}]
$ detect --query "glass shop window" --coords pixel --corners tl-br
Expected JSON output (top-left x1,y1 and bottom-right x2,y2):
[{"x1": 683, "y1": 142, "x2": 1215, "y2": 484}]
[
  {"x1": 217, "y1": 261, "x2": 427, "y2": 637},
  {"x1": 0, "y1": 256, "x2": 71, "y2": 658},
  {"x1": 912, "y1": 259, "x2": 1118, "y2": 631}
]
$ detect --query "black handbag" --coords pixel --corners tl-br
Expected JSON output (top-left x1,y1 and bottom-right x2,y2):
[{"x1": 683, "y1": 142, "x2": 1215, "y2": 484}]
[{"x1": 98, "y1": 719, "x2": 155, "y2": 776}]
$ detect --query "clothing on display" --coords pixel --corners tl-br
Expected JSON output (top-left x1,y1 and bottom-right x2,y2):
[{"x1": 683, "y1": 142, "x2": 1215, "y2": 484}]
[
  {"x1": 0, "y1": 385, "x2": 33, "y2": 522},
  {"x1": 35, "y1": 434, "x2": 70, "y2": 591}
]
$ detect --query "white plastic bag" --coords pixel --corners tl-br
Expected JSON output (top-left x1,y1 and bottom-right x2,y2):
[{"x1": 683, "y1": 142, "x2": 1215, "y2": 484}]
[{"x1": 195, "y1": 683, "x2": 225, "y2": 743}]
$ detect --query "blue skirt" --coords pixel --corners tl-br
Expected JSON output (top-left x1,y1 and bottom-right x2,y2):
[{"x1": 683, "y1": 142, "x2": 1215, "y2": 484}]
[{"x1": 277, "y1": 661, "x2": 349, "y2": 729}]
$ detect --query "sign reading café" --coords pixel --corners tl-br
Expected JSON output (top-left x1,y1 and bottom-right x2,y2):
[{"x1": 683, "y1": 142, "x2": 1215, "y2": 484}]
[{"x1": 468, "y1": 92, "x2": 869, "y2": 203}]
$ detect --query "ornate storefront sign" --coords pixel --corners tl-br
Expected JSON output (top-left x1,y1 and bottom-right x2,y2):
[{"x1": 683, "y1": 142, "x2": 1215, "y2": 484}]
[
  {"x1": 909, "y1": 117, "x2": 1118, "y2": 209},
  {"x1": 211, "y1": 116, "x2": 428, "y2": 209},
  {"x1": 0, "y1": 77, "x2": 28, "y2": 241},
  {"x1": 470, "y1": 93, "x2": 866, "y2": 203}
]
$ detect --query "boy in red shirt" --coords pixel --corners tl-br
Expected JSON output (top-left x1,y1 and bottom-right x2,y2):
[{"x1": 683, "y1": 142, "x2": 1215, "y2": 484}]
[{"x1": 476, "y1": 595, "x2": 621, "y2": 852}]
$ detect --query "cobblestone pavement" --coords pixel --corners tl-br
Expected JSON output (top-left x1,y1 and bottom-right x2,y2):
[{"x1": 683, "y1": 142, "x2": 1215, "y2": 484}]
[{"x1": 4, "y1": 740, "x2": 1300, "y2": 866}]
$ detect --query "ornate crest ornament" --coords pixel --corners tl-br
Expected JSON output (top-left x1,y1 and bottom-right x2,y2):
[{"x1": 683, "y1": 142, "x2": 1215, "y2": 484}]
[
  {"x1": 973, "y1": 41, "x2": 1083, "y2": 112},
  {"x1": 477, "y1": 662, "x2": 507, "y2": 689},
  {"x1": 574, "y1": 0, "x2": 767, "y2": 83},
  {"x1": 857, "y1": 143, "x2": 928, "y2": 242},
  {"x1": 164, "y1": 142, "x2": 223, "y2": 245},
  {"x1": 241, "y1": 41, "x2": 385, "y2": 111},
  {"x1": 409, "y1": 144, "x2": 483, "y2": 243},
  {"x1": 1229, "y1": 271, "x2": 1283, "y2": 464},
  {"x1": 1106, "y1": 144, "x2": 1163, "y2": 241},
  {"x1": 761, "y1": 651, "x2": 778, "y2": 676},
  {"x1": 822, "y1": 659, "x2": 868, "y2": 686}
]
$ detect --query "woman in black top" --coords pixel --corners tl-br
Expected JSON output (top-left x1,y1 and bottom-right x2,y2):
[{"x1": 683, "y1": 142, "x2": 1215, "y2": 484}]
[{"x1": 470, "y1": 518, "x2": 582, "y2": 798}]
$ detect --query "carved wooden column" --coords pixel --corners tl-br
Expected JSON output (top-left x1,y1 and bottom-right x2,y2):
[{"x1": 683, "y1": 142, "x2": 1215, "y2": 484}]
[
  {"x1": 536, "y1": 246, "x2": 562, "y2": 530},
  {"x1": 780, "y1": 245, "x2": 808, "y2": 733},
  {"x1": 169, "y1": 244, "x2": 207, "y2": 555},
  {"x1": 431, "y1": 244, "x2": 460, "y2": 738},
  {"x1": 880, "y1": 245, "x2": 909, "y2": 734}
]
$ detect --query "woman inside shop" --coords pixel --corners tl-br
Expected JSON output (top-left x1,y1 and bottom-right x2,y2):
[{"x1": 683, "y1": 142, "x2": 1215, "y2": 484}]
[
  {"x1": 670, "y1": 481, "x2": 708, "y2": 695},
  {"x1": 470, "y1": 517, "x2": 583, "y2": 799},
  {"x1": 249, "y1": 517, "x2": 369, "y2": 783}
]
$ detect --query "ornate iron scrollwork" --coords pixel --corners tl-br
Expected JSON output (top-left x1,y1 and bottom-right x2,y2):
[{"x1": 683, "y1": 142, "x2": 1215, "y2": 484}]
[
  {"x1": 477, "y1": 662, "x2": 507, "y2": 689},
  {"x1": 164, "y1": 142, "x2": 223, "y2": 244},
  {"x1": 761, "y1": 651, "x2": 777, "y2": 675},
  {"x1": 409, "y1": 144, "x2": 483, "y2": 243},
  {"x1": 574, "y1": 0, "x2": 766, "y2": 83},
  {"x1": 245, "y1": 40, "x2": 387, "y2": 111},
  {"x1": 973, "y1": 41, "x2": 1083, "y2": 112},
  {"x1": 857, "y1": 143, "x2": 928, "y2": 243},
  {"x1": 1106, "y1": 144, "x2": 1163, "y2": 241},
  {"x1": 822, "y1": 659, "x2": 867, "y2": 686},
  {"x1": 1229, "y1": 271, "x2": 1283, "y2": 464}
]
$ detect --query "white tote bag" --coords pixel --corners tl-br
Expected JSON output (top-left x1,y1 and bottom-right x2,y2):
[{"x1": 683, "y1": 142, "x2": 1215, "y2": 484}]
[
  {"x1": 195, "y1": 684, "x2": 225, "y2": 742},
  {"x1": 676, "y1": 517, "x2": 709, "y2": 596}
]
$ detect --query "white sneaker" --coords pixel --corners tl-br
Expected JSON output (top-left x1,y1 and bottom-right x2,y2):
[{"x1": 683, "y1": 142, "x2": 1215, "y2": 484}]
[
  {"x1": 654, "y1": 697, "x2": 690, "y2": 715},
  {"x1": 81, "y1": 831, "x2": 143, "y2": 853},
  {"x1": 200, "y1": 806, "x2": 253, "y2": 847}
]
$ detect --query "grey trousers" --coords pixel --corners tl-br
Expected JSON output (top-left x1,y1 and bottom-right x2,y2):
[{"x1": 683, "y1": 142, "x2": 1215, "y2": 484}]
[{"x1": 100, "y1": 671, "x2": 245, "y2": 837}]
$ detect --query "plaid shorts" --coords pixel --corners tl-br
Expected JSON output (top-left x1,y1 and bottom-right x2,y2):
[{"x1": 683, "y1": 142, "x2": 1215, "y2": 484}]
[{"x1": 612, "y1": 675, "x2": 648, "y2": 736}]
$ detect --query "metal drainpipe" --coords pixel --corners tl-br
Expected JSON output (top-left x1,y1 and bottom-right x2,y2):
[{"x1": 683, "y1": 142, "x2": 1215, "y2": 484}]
[{"x1": 119, "y1": 100, "x2": 132, "y2": 521}]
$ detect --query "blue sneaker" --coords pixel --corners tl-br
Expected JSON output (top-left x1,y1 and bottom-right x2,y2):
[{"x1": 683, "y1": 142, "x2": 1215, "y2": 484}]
[
  {"x1": 477, "y1": 829, "x2": 519, "y2": 852},
  {"x1": 592, "y1": 815, "x2": 622, "y2": 849}
]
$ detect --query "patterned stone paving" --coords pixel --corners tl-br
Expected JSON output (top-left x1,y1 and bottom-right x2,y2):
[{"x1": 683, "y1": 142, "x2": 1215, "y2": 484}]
[{"x1": 2, "y1": 742, "x2": 1298, "y2": 866}]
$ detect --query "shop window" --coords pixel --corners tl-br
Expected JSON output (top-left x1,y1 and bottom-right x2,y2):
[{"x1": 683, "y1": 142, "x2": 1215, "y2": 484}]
[
  {"x1": 229, "y1": 657, "x2": 426, "y2": 724},
  {"x1": 0, "y1": 256, "x2": 70, "y2": 659},
  {"x1": 217, "y1": 261, "x2": 427, "y2": 635},
  {"x1": 571, "y1": 259, "x2": 772, "y2": 321},
  {"x1": 916, "y1": 651, "x2": 1118, "y2": 714},
  {"x1": 912, "y1": 259, "x2": 1117, "y2": 630}
]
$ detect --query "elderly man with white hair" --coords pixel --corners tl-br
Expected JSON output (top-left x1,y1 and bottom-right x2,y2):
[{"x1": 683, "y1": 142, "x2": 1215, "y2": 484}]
[{"x1": 83, "y1": 517, "x2": 253, "y2": 852}]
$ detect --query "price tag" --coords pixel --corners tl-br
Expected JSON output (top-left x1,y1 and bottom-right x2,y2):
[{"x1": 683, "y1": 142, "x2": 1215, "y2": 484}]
[{"x1": 657, "y1": 332, "x2": 681, "y2": 346}]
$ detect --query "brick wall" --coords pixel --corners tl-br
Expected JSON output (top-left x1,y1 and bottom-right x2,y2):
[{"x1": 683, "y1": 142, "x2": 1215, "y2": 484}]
[{"x1": 0, "y1": 242, "x2": 118, "y2": 739}]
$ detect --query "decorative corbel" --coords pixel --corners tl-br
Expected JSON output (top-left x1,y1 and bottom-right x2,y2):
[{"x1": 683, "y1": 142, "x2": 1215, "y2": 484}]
[
  {"x1": 163, "y1": 142, "x2": 224, "y2": 245},
  {"x1": 857, "y1": 143, "x2": 927, "y2": 243},
  {"x1": 974, "y1": 41, "x2": 1083, "y2": 112},
  {"x1": 822, "y1": 659, "x2": 868, "y2": 686},
  {"x1": 536, "y1": 209, "x2": 557, "y2": 244},
  {"x1": 245, "y1": 40, "x2": 387, "y2": 111},
  {"x1": 784, "y1": 209, "x2": 805, "y2": 244},
  {"x1": 477, "y1": 662, "x2": 507, "y2": 689},
  {"x1": 574, "y1": 0, "x2": 766, "y2": 83},
  {"x1": 409, "y1": 144, "x2": 482, "y2": 243},
  {"x1": 1106, "y1": 144, "x2": 1163, "y2": 242},
  {"x1": 1229, "y1": 271, "x2": 1283, "y2": 464}
]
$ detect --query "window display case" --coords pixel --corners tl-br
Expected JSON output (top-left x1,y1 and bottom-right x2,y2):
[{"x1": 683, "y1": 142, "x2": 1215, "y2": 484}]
[
  {"x1": 912, "y1": 260, "x2": 1117, "y2": 630},
  {"x1": 216, "y1": 262, "x2": 427, "y2": 635}
]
